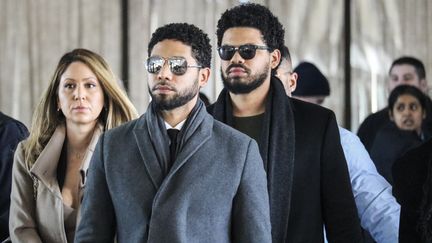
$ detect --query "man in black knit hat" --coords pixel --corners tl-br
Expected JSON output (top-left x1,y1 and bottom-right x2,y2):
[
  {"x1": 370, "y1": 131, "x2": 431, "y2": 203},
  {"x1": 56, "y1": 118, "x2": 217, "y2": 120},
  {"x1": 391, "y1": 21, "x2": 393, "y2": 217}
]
[{"x1": 292, "y1": 61, "x2": 330, "y2": 105}]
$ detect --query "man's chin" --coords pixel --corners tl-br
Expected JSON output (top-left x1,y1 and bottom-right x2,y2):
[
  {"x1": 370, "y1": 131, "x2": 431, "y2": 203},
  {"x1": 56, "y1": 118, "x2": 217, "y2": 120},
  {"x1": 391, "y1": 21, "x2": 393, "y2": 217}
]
[
  {"x1": 153, "y1": 94, "x2": 197, "y2": 111},
  {"x1": 221, "y1": 70, "x2": 268, "y2": 95},
  {"x1": 223, "y1": 79, "x2": 265, "y2": 94},
  {"x1": 154, "y1": 101, "x2": 181, "y2": 111},
  {"x1": 225, "y1": 86, "x2": 255, "y2": 94}
]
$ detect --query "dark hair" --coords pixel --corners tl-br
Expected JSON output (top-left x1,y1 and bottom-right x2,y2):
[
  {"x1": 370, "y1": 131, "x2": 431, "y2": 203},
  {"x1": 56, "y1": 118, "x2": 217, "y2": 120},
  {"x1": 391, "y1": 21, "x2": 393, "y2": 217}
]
[
  {"x1": 148, "y1": 23, "x2": 211, "y2": 68},
  {"x1": 199, "y1": 92, "x2": 211, "y2": 106},
  {"x1": 216, "y1": 3, "x2": 284, "y2": 52},
  {"x1": 280, "y1": 45, "x2": 292, "y2": 62},
  {"x1": 390, "y1": 56, "x2": 426, "y2": 80},
  {"x1": 388, "y1": 84, "x2": 427, "y2": 114}
]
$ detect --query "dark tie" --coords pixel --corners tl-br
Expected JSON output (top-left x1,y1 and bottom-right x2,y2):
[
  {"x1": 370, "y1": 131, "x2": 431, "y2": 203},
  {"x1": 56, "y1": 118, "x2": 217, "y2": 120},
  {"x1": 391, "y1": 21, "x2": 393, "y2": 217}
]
[{"x1": 167, "y1": 129, "x2": 179, "y2": 168}]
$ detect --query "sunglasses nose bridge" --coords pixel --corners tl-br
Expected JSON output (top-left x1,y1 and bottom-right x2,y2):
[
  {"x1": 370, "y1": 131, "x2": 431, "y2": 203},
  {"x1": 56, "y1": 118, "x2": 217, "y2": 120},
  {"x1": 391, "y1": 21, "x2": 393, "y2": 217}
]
[
  {"x1": 230, "y1": 48, "x2": 246, "y2": 63},
  {"x1": 157, "y1": 59, "x2": 174, "y2": 79}
]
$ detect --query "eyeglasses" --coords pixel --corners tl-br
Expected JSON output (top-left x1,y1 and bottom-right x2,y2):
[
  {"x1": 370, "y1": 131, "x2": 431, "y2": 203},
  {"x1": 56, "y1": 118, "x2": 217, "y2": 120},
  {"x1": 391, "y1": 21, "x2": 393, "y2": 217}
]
[
  {"x1": 217, "y1": 44, "x2": 273, "y2": 61},
  {"x1": 146, "y1": 56, "x2": 202, "y2": 76}
]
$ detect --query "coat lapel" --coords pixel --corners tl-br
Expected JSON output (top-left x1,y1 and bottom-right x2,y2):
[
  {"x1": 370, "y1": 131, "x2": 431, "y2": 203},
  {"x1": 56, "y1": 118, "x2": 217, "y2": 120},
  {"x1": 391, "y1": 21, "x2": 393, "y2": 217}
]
[
  {"x1": 31, "y1": 124, "x2": 104, "y2": 197},
  {"x1": 134, "y1": 101, "x2": 214, "y2": 191},
  {"x1": 79, "y1": 124, "x2": 103, "y2": 187},
  {"x1": 30, "y1": 125, "x2": 66, "y2": 197},
  {"x1": 168, "y1": 115, "x2": 213, "y2": 177},
  {"x1": 133, "y1": 116, "x2": 165, "y2": 190}
]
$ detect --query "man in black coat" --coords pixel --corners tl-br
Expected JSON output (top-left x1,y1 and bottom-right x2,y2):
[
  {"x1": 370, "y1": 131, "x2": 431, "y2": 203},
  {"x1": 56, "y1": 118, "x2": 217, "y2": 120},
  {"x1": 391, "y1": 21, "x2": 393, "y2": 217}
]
[
  {"x1": 393, "y1": 138, "x2": 432, "y2": 242},
  {"x1": 357, "y1": 56, "x2": 432, "y2": 151},
  {"x1": 0, "y1": 112, "x2": 28, "y2": 241},
  {"x1": 208, "y1": 3, "x2": 362, "y2": 243}
]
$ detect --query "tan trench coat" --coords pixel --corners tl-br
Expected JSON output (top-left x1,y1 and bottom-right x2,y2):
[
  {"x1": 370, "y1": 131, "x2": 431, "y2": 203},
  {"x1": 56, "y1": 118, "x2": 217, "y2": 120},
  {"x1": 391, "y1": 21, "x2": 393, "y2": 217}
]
[{"x1": 9, "y1": 125, "x2": 102, "y2": 243}]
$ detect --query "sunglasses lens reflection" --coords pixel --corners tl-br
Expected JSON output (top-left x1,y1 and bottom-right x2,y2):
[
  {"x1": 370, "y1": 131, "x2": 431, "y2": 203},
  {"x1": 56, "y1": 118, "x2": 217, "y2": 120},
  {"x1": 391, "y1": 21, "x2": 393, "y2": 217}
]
[
  {"x1": 146, "y1": 57, "x2": 188, "y2": 75},
  {"x1": 147, "y1": 57, "x2": 164, "y2": 74},
  {"x1": 169, "y1": 58, "x2": 188, "y2": 75}
]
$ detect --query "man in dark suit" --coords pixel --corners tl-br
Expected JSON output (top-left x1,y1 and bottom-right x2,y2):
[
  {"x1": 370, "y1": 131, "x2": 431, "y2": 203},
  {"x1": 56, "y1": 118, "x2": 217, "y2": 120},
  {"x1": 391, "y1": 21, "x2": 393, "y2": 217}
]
[
  {"x1": 208, "y1": 3, "x2": 362, "y2": 242},
  {"x1": 75, "y1": 23, "x2": 271, "y2": 243},
  {"x1": 358, "y1": 56, "x2": 432, "y2": 151},
  {"x1": 0, "y1": 112, "x2": 28, "y2": 241}
]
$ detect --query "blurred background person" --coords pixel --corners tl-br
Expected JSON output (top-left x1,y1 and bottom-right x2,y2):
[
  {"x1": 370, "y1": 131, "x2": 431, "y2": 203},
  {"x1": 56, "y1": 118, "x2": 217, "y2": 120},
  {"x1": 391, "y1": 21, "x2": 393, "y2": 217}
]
[
  {"x1": 274, "y1": 46, "x2": 298, "y2": 96},
  {"x1": 277, "y1": 57, "x2": 400, "y2": 243},
  {"x1": 393, "y1": 136, "x2": 432, "y2": 242},
  {"x1": 370, "y1": 85, "x2": 430, "y2": 185},
  {"x1": 291, "y1": 62, "x2": 329, "y2": 105},
  {"x1": 9, "y1": 49, "x2": 137, "y2": 243},
  {"x1": 0, "y1": 112, "x2": 28, "y2": 241},
  {"x1": 358, "y1": 57, "x2": 432, "y2": 151}
]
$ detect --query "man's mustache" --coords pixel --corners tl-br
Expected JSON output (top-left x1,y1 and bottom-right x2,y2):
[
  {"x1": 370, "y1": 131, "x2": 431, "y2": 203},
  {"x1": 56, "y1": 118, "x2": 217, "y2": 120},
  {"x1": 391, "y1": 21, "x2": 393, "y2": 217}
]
[
  {"x1": 152, "y1": 81, "x2": 176, "y2": 91},
  {"x1": 226, "y1": 64, "x2": 250, "y2": 74}
]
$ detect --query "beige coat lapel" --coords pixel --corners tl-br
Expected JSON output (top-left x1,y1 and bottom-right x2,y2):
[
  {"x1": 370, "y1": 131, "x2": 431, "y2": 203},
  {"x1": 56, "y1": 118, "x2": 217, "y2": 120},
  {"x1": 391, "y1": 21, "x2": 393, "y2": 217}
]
[
  {"x1": 30, "y1": 125, "x2": 66, "y2": 196},
  {"x1": 79, "y1": 124, "x2": 103, "y2": 188},
  {"x1": 30, "y1": 124, "x2": 103, "y2": 196}
]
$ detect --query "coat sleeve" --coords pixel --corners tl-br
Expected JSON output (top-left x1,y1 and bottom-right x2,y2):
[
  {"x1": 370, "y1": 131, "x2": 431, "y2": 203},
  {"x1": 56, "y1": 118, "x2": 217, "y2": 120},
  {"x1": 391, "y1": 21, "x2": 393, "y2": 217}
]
[
  {"x1": 231, "y1": 140, "x2": 272, "y2": 243},
  {"x1": 0, "y1": 117, "x2": 28, "y2": 240},
  {"x1": 339, "y1": 127, "x2": 400, "y2": 243},
  {"x1": 321, "y1": 114, "x2": 363, "y2": 243},
  {"x1": 9, "y1": 143, "x2": 42, "y2": 243},
  {"x1": 74, "y1": 135, "x2": 116, "y2": 243}
]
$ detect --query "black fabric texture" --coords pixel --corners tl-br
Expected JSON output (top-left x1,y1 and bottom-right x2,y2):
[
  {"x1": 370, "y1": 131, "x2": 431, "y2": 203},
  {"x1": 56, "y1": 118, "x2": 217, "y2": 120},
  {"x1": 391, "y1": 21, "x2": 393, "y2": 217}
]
[
  {"x1": 208, "y1": 77, "x2": 295, "y2": 243},
  {"x1": 167, "y1": 129, "x2": 179, "y2": 170}
]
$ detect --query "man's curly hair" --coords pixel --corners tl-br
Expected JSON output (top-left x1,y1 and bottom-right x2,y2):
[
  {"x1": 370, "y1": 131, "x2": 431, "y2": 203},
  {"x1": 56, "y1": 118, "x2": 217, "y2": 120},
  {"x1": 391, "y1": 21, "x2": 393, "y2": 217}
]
[
  {"x1": 216, "y1": 3, "x2": 284, "y2": 51},
  {"x1": 148, "y1": 23, "x2": 211, "y2": 68}
]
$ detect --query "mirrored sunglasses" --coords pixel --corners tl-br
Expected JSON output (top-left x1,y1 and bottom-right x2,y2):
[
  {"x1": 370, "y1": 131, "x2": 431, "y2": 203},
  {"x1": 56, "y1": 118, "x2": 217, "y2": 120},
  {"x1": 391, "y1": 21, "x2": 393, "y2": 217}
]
[
  {"x1": 217, "y1": 44, "x2": 272, "y2": 61},
  {"x1": 146, "y1": 56, "x2": 202, "y2": 76}
]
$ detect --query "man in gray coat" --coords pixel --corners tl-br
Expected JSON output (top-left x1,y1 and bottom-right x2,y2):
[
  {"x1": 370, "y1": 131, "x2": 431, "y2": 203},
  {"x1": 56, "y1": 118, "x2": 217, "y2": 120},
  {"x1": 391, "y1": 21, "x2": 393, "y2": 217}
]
[{"x1": 74, "y1": 23, "x2": 271, "y2": 243}]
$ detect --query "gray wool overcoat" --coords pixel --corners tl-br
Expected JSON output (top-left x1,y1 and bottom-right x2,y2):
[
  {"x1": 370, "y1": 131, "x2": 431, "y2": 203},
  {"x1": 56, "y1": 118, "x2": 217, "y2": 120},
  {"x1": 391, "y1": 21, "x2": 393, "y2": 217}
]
[{"x1": 75, "y1": 103, "x2": 271, "y2": 243}]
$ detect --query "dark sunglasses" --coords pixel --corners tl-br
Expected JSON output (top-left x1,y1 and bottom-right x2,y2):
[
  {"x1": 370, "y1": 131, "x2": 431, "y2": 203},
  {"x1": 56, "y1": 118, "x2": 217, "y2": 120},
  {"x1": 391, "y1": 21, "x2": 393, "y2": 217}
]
[
  {"x1": 217, "y1": 44, "x2": 273, "y2": 61},
  {"x1": 146, "y1": 56, "x2": 202, "y2": 76}
]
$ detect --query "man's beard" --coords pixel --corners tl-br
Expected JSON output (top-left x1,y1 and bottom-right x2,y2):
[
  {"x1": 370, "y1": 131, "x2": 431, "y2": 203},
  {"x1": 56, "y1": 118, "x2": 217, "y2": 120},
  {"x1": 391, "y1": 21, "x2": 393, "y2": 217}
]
[
  {"x1": 149, "y1": 79, "x2": 199, "y2": 111},
  {"x1": 221, "y1": 64, "x2": 269, "y2": 94}
]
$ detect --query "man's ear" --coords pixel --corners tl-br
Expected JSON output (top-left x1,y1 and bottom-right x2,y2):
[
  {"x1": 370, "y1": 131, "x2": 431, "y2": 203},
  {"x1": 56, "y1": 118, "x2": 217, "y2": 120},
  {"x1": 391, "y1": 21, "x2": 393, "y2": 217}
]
[
  {"x1": 290, "y1": 72, "x2": 298, "y2": 92},
  {"x1": 420, "y1": 78, "x2": 429, "y2": 94},
  {"x1": 198, "y1": 67, "x2": 210, "y2": 88},
  {"x1": 270, "y1": 49, "x2": 281, "y2": 69}
]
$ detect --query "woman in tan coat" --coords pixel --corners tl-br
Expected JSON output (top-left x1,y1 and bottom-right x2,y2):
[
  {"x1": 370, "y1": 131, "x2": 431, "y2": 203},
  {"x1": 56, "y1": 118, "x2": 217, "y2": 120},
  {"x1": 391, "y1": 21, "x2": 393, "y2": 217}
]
[{"x1": 9, "y1": 48, "x2": 138, "y2": 243}]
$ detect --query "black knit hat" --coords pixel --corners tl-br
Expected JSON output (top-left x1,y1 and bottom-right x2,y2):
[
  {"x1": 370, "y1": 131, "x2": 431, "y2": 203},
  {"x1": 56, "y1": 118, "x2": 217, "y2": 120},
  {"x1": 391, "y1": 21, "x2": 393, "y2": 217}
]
[{"x1": 292, "y1": 62, "x2": 330, "y2": 96}]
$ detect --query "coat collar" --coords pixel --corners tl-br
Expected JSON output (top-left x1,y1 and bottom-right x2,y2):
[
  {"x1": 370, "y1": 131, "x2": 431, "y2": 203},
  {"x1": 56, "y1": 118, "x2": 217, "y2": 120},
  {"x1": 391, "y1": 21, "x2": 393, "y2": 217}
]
[
  {"x1": 80, "y1": 124, "x2": 103, "y2": 186},
  {"x1": 30, "y1": 124, "x2": 103, "y2": 193},
  {"x1": 133, "y1": 102, "x2": 213, "y2": 190},
  {"x1": 133, "y1": 116, "x2": 165, "y2": 190}
]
